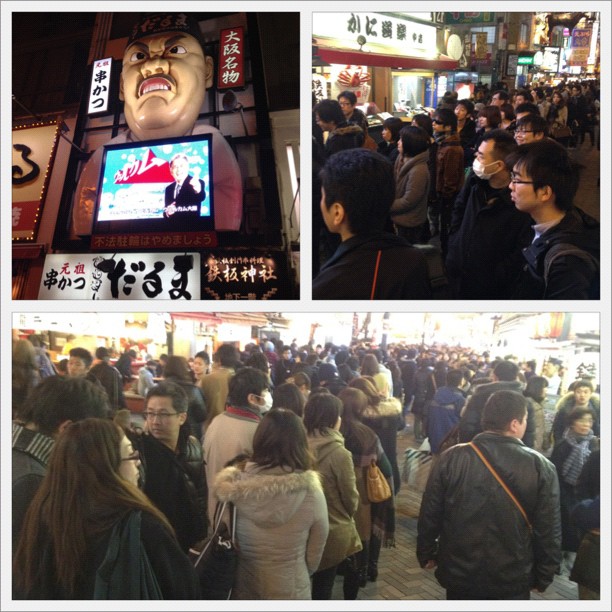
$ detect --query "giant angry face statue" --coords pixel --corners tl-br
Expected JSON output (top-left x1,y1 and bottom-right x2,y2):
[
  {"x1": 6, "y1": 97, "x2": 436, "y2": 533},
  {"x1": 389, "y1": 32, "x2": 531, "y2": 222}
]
[{"x1": 120, "y1": 15, "x2": 213, "y2": 141}]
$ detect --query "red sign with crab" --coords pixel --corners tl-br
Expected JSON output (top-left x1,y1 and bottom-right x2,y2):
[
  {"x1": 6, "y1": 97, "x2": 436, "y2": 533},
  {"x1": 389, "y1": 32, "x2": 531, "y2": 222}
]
[{"x1": 337, "y1": 65, "x2": 371, "y2": 88}]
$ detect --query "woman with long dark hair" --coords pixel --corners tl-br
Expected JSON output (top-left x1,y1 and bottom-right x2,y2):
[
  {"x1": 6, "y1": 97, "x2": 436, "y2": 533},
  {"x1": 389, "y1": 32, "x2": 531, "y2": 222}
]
[{"x1": 13, "y1": 418, "x2": 199, "y2": 599}]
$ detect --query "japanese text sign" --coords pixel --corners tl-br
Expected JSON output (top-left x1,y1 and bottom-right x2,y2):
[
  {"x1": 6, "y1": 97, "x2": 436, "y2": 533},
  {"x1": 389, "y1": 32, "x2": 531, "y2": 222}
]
[
  {"x1": 88, "y1": 58, "x2": 113, "y2": 115},
  {"x1": 39, "y1": 252, "x2": 200, "y2": 300},
  {"x1": 217, "y1": 27, "x2": 245, "y2": 89}
]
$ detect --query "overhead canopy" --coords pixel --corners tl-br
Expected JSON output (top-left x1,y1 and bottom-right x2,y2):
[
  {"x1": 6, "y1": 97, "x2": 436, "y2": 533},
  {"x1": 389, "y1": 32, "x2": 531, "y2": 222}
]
[{"x1": 317, "y1": 47, "x2": 458, "y2": 71}]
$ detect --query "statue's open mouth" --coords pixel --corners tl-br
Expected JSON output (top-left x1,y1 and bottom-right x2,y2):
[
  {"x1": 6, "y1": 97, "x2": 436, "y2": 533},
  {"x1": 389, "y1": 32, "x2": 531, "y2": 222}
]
[{"x1": 138, "y1": 75, "x2": 176, "y2": 97}]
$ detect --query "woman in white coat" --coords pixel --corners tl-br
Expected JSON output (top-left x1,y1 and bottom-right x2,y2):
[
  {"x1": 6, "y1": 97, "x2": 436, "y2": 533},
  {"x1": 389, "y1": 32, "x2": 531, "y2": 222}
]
[{"x1": 214, "y1": 409, "x2": 329, "y2": 599}]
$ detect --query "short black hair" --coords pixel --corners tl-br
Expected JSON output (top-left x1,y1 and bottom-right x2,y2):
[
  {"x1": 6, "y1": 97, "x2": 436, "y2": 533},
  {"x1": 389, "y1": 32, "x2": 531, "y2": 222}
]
[
  {"x1": 434, "y1": 108, "x2": 457, "y2": 131},
  {"x1": 337, "y1": 90, "x2": 357, "y2": 105},
  {"x1": 515, "y1": 102, "x2": 539, "y2": 116},
  {"x1": 482, "y1": 390, "x2": 527, "y2": 432},
  {"x1": 382, "y1": 117, "x2": 404, "y2": 142},
  {"x1": 411, "y1": 113, "x2": 433, "y2": 137},
  {"x1": 146, "y1": 381, "x2": 189, "y2": 413},
  {"x1": 481, "y1": 129, "x2": 518, "y2": 162},
  {"x1": 493, "y1": 360, "x2": 520, "y2": 382},
  {"x1": 320, "y1": 149, "x2": 395, "y2": 235},
  {"x1": 514, "y1": 89, "x2": 530, "y2": 101},
  {"x1": 214, "y1": 343, "x2": 239, "y2": 368},
  {"x1": 477, "y1": 105, "x2": 502, "y2": 128},
  {"x1": 303, "y1": 392, "x2": 343, "y2": 434},
  {"x1": 456, "y1": 99, "x2": 474, "y2": 114},
  {"x1": 69, "y1": 347, "x2": 93, "y2": 369},
  {"x1": 506, "y1": 140, "x2": 581, "y2": 211},
  {"x1": 95, "y1": 346, "x2": 110, "y2": 360},
  {"x1": 315, "y1": 99, "x2": 345, "y2": 125},
  {"x1": 227, "y1": 366, "x2": 269, "y2": 407},
  {"x1": 500, "y1": 103, "x2": 515, "y2": 121},
  {"x1": 27, "y1": 376, "x2": 111, "y2": 436},
  {"x1": 515, "y1": 113, "x2": 548, "y2": 136},
  {"x1": 446, "y1": 369, "x2": 464, "y2": 388},
  {"x1": 399, "y1": 125, "x2": 430, "y2": 157},
  {"x1": 194, "y1": 350, "x2": 210, "y2": 364},
  {"x1": 492, "y1": 90, "x2": 510, "y2": 101}
]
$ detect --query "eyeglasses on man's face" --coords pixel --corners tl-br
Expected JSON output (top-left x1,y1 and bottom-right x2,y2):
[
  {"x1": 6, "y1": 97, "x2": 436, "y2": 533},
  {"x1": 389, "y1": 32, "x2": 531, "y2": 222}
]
[
  {"x1": 515, "y1": 129, "x2": 535, "y2": 134},
  {"x1": 510, "y1": 172, "x2": 534, "y2": 185},
  {"x1": 142, "y1": 411, "x2": 181, "y2": 421}
]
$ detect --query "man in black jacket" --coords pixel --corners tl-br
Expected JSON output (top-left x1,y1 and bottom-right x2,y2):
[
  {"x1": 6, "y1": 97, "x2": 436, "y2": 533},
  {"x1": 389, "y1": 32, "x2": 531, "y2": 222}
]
[
  {"x1": 417, "y1": 390, "x2": 561, "y2": 599},
  {"x1": 139, "y1": 381, "x2": 207, "y2": 552},
  {"x1": 87, "y1": 346, "x2": 126, "y2": 413},
  {"x1": 312, "y1": 149, "x2": 431, "y2": 300},
  {"x1": 508, "y1": 139, "x2": 599, "y2": 299}
]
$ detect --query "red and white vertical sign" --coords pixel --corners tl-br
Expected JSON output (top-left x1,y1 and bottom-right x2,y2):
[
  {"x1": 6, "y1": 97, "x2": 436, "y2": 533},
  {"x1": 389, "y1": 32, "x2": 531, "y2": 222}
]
[{"x1": 217, "y1": 26, "x2": 245, "y2": 89}]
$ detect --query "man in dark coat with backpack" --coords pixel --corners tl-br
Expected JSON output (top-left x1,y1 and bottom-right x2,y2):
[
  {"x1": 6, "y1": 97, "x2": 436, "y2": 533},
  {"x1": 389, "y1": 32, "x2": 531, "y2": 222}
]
[{"x1": 507, "y1": 140, "x2": 599, "y2": 299}]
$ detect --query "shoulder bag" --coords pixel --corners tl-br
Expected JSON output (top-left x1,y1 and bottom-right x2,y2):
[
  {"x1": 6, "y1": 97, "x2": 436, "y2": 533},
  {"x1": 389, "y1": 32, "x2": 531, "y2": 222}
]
[
  {"x1": 469, "y1": 442, "x2": 532, "y2": 532},
  {"x1": 367, "y1": 459, "x2": 392, "y2": 503},
  {"x1": 189, "y1": 500, "x2": 237, "y2": 599}
]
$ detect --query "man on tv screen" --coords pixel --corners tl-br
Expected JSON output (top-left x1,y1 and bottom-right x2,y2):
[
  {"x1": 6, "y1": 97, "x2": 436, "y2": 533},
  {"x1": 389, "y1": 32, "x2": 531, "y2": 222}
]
[
  {"x1": 164, "y1": 153, "x2": 206, "y2": 223},
  {"x1": 74, "y1": 12, "x2": 242, "y2": 234}
]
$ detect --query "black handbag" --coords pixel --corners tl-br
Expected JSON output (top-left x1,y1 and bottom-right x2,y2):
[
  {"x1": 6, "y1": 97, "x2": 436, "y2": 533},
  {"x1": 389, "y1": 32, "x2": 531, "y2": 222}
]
[{"x1": 189, "y1": 500, "x2": 237, "y2": 599}]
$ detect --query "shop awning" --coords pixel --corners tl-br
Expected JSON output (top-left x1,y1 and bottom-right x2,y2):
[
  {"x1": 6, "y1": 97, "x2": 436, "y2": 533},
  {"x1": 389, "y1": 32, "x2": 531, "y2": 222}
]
[
  {"x1": 318, "y1": 47, "x2": 458, "y2": 71},
  {"x1": 215, "y1": 312, "x2": 270, "y2": 326}
]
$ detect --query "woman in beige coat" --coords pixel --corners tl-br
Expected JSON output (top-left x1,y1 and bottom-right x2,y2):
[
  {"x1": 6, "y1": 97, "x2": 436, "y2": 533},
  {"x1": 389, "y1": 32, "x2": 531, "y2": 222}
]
[
  {"x1": 214, "y1": 409, "x2": 329, "y2": 599},
  {"x1": 304, "y1": 392, "x2": 362, "y2": 599}
]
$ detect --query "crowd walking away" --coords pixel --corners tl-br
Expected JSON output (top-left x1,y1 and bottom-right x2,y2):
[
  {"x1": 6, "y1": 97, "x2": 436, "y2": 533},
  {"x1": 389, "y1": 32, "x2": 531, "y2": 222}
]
[
  {"x1": 312, "y1": 79, "x2": 600, "y2": 300},
  {"x1": 12, "y1": 335, "x2": 600, "y2": 599}
]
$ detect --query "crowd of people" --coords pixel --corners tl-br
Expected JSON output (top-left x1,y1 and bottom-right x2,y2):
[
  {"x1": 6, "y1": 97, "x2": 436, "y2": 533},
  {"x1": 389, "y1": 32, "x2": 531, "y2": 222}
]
[
  {"x1": 312, "y1": 80, "x2": 600, "y2": 300},
  {"x1": 12, "y1": 333, "x2": 600, "y2": 599}
]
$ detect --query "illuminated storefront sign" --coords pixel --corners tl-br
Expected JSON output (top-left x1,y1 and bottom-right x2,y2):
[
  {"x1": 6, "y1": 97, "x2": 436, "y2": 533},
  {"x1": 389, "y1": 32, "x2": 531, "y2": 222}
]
[
  {"x1": 39, "y1": 252, "x2": 201, "y2": 300},
  {"x1": 12, "y1": 121, "x2": 61, "y2": 241},
  {"x1": 313, "y1": 12, "x2": 436, "y2": 56},
  {"x1": 444, "y1": 12, "x2": 495, "y2": 25},
  {"x1": 91, "y1": 231, "x2": 217, "y2": 250},
  {"x1": 217, "y1": 26, "x2": 245, "y2": 89},
  {"x1": 569, "y1": 28, "x2": 591, "y2": 66},
  {"x1": 88, "y1": 57, "x2": 113, "y2": 114},
  {"x1": 541, "y1": 47, "x2": 562, "y2": 72},
  {"x1": 202, "y1": 249, "x2": 290, "y2": 300}
]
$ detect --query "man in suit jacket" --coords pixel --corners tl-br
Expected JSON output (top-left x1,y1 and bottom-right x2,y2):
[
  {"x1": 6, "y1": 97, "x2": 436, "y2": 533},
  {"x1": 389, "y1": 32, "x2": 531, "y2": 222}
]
[{"x1": 164, "y1": 153, "x2": 206, "y2": 226}]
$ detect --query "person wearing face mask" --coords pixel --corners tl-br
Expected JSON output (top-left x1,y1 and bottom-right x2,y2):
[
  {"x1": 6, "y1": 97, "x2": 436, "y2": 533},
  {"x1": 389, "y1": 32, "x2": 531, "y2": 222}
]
[
  {"x1": 203, "y1": 366, "x2": 271, "y2": 521},
  {"x1": 445, "y1": 129, "x2": 532, "y2": 299}
]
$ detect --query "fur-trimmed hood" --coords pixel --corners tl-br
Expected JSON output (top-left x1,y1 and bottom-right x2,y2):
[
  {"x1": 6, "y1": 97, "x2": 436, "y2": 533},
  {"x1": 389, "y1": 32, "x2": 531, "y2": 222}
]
[
  {"x1": 215, "y1": 464, "x2": 323, "y2": 527},
  {"x1": 362, "y1": 396, "x2": 402, "y2": 419}
]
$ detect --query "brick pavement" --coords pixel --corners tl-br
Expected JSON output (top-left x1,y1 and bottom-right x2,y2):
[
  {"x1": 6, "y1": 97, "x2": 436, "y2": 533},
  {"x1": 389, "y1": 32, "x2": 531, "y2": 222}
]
[{"x1": 331, "y1": 418, "x2": 579, "y2": 601}]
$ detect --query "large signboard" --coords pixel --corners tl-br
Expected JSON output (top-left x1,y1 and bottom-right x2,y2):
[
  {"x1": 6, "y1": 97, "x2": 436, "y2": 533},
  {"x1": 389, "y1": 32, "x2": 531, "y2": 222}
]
[
  {"x1": 569, "y1": 28, "x2": 591, "y2": 66},
  {"x1": 313, "y1": 12, "x2": 436, "y2": 56},
  {"x1": 12, "y1": 121, "x2": 61, "y2": 241},
  {"x1": 39, "y1": 252, "x2": 201, "y2": 300},
  {"x1": 88, "y1": 57, "x2": 113, "y2": 115},
  {"x1": 444, "y1": 12, "x2": 495, "y2": 25},
  {"x1": 217, "y1": 26, "x2": 245, "y2": 89}
]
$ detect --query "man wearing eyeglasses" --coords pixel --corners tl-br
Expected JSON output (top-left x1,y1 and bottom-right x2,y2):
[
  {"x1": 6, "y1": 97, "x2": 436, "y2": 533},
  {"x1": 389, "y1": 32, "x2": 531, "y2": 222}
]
[
  {"x1": 507, "y1": 140, "x2": 600, "y2": 299},
  {"x1": 445, "y1": 129, "x2": 532, "y2": 299},
  {"x1": 139, "y1": 381, "x2": 207, "y2": 552},
  {"x1": 513, "y1": 114, "x2": 548, "y2": 145}
]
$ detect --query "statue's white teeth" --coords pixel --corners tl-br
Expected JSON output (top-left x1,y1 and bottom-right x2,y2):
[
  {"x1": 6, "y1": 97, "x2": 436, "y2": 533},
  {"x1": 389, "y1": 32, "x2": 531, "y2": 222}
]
[{"x1": 140, "y1": 82, "x2": 171, "y2": 96}]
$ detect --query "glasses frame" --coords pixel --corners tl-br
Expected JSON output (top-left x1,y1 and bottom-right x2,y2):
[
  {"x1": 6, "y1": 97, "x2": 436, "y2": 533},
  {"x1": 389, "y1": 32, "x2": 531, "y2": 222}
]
[
  {"x1": 121, "y1": 450, "x2": 140, "y2": 462},
  {"x1": 510, "y1": 172, "x2": 535, "y2": 185}
]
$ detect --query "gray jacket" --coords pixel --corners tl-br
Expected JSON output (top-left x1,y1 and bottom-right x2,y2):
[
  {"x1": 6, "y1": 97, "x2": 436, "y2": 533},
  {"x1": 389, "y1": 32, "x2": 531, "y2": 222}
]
[
  {"x1": 391, "y1": 150, "x2": 430, "y2": 228},
  {"x1": 215, "y1": 464, "x2": 329, "y2": 599}
]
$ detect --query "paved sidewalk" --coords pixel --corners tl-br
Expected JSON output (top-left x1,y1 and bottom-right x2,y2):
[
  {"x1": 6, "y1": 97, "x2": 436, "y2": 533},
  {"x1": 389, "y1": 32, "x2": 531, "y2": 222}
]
[{"x1": 332, "y1": 420, "x2": 579, "y2": 601}]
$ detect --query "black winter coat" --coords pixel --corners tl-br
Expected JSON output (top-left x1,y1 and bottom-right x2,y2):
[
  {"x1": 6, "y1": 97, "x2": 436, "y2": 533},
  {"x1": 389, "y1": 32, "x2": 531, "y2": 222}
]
[
  {"x1": 510, "y1": 206, "x2": 600, "y2": 299},
  {"x1": 138, "y1": 433, "x2": 207, "y2": 552},
  {"x1": 446, "y1": 173, "x2": 533, "y2": 299},
  {"x1": 417, "y1": 432, "x2": 561, "y2": 596},
  {"x1": 312, "y1": 232, "x2": 431, "y2": 300}
]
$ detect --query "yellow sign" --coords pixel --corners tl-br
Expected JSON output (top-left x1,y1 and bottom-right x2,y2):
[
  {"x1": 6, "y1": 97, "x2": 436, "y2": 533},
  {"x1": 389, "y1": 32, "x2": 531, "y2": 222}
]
[{"x1": 475, "y1": 32, "x2": 488, "y2": 59}]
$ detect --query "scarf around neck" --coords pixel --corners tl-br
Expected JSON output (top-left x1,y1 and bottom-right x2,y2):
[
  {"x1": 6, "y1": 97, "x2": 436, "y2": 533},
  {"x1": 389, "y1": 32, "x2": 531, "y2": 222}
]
[{"x1": 561, "y1": 428, "x2": 594, "y2": 485}]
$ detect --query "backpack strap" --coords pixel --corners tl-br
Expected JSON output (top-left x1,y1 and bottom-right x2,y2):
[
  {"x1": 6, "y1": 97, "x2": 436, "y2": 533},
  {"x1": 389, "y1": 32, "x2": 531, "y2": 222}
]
[{"x1": 543, "y1": 242, "x2": 599, "y2": 287}]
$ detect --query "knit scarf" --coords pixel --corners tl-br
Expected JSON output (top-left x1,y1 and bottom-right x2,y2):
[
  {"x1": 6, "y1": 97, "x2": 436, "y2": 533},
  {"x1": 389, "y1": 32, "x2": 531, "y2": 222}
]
[
  {"x1": 434, "y1": 131, "x2": 449, "y2": 145},
  {"x1": 561, "y1": 429, "x2": 594, "y2": 485}
]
